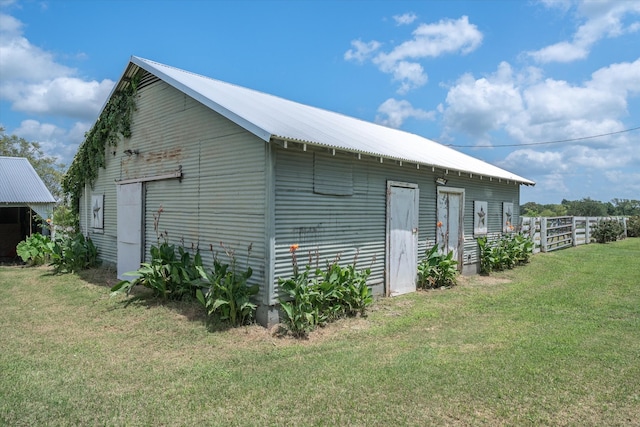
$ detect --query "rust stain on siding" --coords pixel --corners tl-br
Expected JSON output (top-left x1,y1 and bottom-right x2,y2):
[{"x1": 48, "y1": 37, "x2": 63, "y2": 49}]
[{"x1": 143, "y1": 147, "x2": 183, "y2": 164}]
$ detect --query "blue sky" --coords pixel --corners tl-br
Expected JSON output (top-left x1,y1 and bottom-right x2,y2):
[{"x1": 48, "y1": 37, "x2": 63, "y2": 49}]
[{"x1": 1, "y1": 0, "x2": 639, "y2": 204}]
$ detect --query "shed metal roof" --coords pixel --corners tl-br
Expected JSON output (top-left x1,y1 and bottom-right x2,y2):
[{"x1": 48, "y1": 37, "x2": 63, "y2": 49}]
[
  {"x1": 126, "y1": 56, "x2": 534, "y2": 185},
  {"x1": 0, "y1": 156, "x2": 56, "y2": 203}
]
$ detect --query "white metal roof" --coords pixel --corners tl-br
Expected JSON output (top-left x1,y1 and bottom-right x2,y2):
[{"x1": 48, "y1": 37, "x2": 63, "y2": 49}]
[
  {"x1": 0, "y1": 156, "x2": 56, "y2": 203},
  {"x1": 129, "y1": 56, "x2": 535, "y2": 185}
]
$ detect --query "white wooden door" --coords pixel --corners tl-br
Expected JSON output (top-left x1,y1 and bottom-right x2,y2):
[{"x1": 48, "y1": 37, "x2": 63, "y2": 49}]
[
  {"x1": 437, "y1": 187, "x2": 464, "y2": 269},
  {"x1": 387, "y1": 182, "x2": 419, "y2": 296},
  {"x1": 117, "y1": 182, "x2": 143, "y2": 280}
]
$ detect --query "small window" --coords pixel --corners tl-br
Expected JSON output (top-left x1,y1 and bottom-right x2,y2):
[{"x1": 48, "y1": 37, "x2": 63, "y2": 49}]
[{"x1": 313, "y1": 152, "x2": 353, "y2": 196}]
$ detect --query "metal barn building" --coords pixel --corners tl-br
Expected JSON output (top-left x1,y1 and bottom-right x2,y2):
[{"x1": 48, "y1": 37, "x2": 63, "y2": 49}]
[
  {"x1": 0, "y1": 156, "x2": 55, "y2": 260},
  {"x1": 74, "y1": 56, "x2": 534, "y2": 326}
]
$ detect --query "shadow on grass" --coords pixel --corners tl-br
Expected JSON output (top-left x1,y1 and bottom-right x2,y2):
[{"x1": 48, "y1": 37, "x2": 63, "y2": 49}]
[
  {"x1": 115, "y1": 293, "x2": 244, "y2": 333},
  {"x1": 114, "y1": 289, "x2": 208, "y2": 323},
  {"x1": 77, "y1": 265, "x2": 119, "y2": 288},
  {"x1": 78, "y1": 266, "x2": 242, "y2": 332}
]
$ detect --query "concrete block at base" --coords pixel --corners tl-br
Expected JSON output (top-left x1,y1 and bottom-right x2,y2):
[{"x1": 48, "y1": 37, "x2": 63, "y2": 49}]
[
  {"x1": 256, "y1": 304, "x2": 280, "y2": 328},
  {"x1": 462, "y1": 261, "x2": 480, "y2": 276}
]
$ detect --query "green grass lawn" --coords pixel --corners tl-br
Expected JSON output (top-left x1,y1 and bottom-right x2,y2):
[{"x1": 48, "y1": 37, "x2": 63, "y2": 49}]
[{"x1": 1, "y1": 239, "x2": 639, "y2": 426}]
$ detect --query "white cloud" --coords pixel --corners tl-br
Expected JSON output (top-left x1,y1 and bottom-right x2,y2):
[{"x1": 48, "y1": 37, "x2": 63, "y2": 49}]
[
  {"x1": 0, "y1": 13, "x2": 75, "y2": 81},
  {"x1": 442, "y1": 58, "x2": 640, "y2": 143},
  {"x1": 0, "y1": 13, "x2": 115, "y2": 120},
  {"x1": 390, "y1": 61, "x2": 427, "y2": 94},
  {"x1": 588, "y1": 58, "x2": 640, "y2": 95},
  {"x1": 344, "y1": 39, "x2": 381, "y2": 63},
  {"x1": 527, "y1": 41, "x2": 588, "y2": 63},
  {"x1": 500, "y1": 149, "x2": 566, "y2": 174},
  {"x1": 523, "y1": 79, "x2": 625, "y2": 125},
  {"x1": 393, "y1": 12, "x2": 417, "y2": 26},
  {"x1": 538, "y1": 0, "x2": 573, "y2": 12},
  {"x1": 7, "y1": 77, "x2": 114, "y2": 120},
  {"x1": 603, "y1": 170, "x2": 640, "y2": 199},
  {"x1": 442, "y1": 57, "x2": 640, "y2": 203},
  {"x1": 14, "y1": 119, "x2": 90, "y2": 165},
  {"x1": 375, "y1": 98, "x2": 434, "y2": 128},
  {"x1": 374, "y1": 16, "x2": 482, "y2": 66},
  {"x1": 346, "y1": 15, "x2": 483, "y2": 93},
  {"x1": 443, "y1": 62, "x2": 523, "y2": 138},
  {"x1": 528, "y1": 1, "x2": 640, "y2": 63}
]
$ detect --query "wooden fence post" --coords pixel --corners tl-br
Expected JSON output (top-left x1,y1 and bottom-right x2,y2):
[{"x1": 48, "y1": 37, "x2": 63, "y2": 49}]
[
  {"x1": 541, "y1": 217, "x2": 548, "y2": 253},
  {"x1": 530, "y1": 217, "x2": 536, "y2": 241}
]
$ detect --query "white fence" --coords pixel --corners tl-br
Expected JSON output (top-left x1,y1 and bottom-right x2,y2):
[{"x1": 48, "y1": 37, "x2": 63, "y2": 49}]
[{"x1": 520, "y1": 216, "x2": 628, "y2": 253}]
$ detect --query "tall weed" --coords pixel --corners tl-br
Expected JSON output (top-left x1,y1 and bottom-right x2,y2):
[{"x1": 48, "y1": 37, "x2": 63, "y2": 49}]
[
  {"x1": 417, "y1": 245, "x2": 458, "y2": 289},
  {"x1": 194, "y1": 244, "x2": 258, "y2": 326},
  {"x1": 278, "y1": 247, "x2": 373, "y2": 338},
  {"x1": 478, "y1": 234, "x2": 533, "y2": 274},
  {"x1": 111, "y1": 241, "x2": 202, "y2": 300}
]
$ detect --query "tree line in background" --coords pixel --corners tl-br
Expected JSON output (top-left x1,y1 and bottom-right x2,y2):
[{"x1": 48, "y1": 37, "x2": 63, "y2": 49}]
[{"x1": 521, "y1": 198, "x2": 640, "y2": 218}]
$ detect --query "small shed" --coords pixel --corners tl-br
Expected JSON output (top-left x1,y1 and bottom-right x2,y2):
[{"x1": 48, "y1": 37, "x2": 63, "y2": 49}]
[
  {"x1": 0, "y1": 156, "x2": 56, "y2": 259},
  {"x1": 71, "y1": 56, "x2": 534, "y2": 325}
]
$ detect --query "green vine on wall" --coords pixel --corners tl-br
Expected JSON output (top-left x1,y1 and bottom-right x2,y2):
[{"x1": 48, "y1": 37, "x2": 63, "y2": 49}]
[{"x1": 63, "y1": 73, "x2": 141, "y2": 212}]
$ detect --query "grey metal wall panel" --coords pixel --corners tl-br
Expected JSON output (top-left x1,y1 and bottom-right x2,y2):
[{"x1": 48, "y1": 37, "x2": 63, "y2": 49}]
[
  {"x1": 81, "y1": 142, "x2": 123, "y2": 265},
  {"x1": 273, "y1": 145, "x2": 522, "y2": 297},
  {"x1": 442, "y1": 173, "x2": 521, "y2": 268},
  {"x1": 80, "y1": 74, "x2": 268, "y2": 302},
  {"x1": 273, "y1": 146, "x2": 444, "y2": 302}
]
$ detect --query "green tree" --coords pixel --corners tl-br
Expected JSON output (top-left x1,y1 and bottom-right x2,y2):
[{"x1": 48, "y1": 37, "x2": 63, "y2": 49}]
[
  {"x1": 611, "y1": 199, "x2": 640, "y2": 216},
  {"x1": 520, "y1": 202, "x2": 567, "y2": 217},
  {"x1": 562, "y1": 198, "x2": 608, "y2": 216},
  {"x1": 0, "y1": 127, "x2": 65, "y2": 199}
]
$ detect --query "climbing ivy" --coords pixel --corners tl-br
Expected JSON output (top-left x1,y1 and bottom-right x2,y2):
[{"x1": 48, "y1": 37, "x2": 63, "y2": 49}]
[{"x1": 62, "y1": 73, "x2": 140, "y2": 212}]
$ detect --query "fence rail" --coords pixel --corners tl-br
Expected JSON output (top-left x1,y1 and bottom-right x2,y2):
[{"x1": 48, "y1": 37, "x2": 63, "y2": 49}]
[{"x1": 520, "y1": 216, "x2": 628, "y2": 253}]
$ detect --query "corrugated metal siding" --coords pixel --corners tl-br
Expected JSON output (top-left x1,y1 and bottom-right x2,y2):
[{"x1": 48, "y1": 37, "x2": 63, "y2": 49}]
[
  {"x1": 272, "y1": 145, "x2": 522, "y2": 295},
  {"x1": 81, "y1": 74, "x2": 268, "y2": 301},
  {"x1": 81, "y1": 139, "x2": 123, "y2": 264},
  {"x1": 441, "y1": 173, "x2": 521, "y2": 269},
  {"x1": 0, "y1": 157, "x2": 56, "y2": 203},
  {"x1": 273, "y1": 145, "x2": 442, "y2": 302}
]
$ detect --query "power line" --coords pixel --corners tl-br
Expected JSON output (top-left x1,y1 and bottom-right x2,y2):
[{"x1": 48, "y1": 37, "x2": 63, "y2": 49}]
[{"x1": 445, "y1": 125, "x2": 640, "y2": 148}]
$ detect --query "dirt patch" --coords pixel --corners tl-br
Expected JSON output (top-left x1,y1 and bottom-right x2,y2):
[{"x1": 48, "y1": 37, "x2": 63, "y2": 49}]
[
  {"x1": 220, "y1": 315, "x2": 375, "y2": 348},
  {"x1": 78, "y1": 266, "x2": 119, "y2": 288}
]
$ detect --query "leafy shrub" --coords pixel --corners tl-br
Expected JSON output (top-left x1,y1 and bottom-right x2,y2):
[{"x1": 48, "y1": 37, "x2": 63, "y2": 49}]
[
  {"x1": 592, "y1": 219, "x2": 625, "y2": 243},
  {"x1": 627, "y1": 216, "x2": 640, "y2": 238},
  {"x1": 278, "y1": 248, "x2": 373, "y2": 338},
  {"x1": 50, "y1": 233, "x2": 100, "y2": 274},
  {"x1": 417, "y1": 245, "x2": 458, "y2": 289},
  {"x1": 279, "y1": 267, "x2": 319, "y2": 338},
  {"x1": 111, "y1": 208, "x2": 259, "y2": 327},
  {"x1": 111, "y1": 241, "x2": 202, "y2": 300},
  {"x1": 16, "y1": 233, "x2": 54, "y2": 265},
  {"x1": 194, "y1": 245, "x2": 258, "y2": 326},
  {"x1": 16, "y1": 232, "x2": 99, "y2": 273},
  {"x1": 315, "y1": 262, "x2": 373, "y2": 320},
  {"x1": 478, "y1": 234, "x2": 534, "y2": 274}
]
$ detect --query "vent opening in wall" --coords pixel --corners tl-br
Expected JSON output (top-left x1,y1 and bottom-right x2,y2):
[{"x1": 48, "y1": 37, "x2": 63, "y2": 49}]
[{"x1": 313, "y1": 152, "x2": 353, "y2": 196}]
